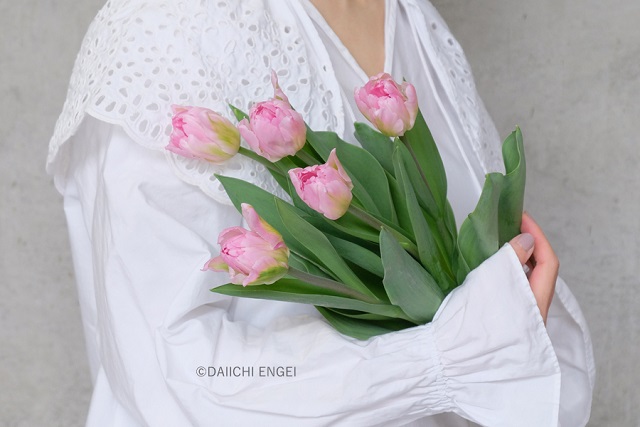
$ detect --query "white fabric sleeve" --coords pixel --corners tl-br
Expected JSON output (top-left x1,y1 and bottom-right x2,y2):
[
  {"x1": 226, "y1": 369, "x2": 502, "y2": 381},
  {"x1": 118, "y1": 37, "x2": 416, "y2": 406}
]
[{"x1": 62, "y1": 117, "x2": 568, "y2": 427}]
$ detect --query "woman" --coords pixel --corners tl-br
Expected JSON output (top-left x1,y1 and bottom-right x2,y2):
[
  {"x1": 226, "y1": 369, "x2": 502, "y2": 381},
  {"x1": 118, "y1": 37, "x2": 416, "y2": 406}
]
[{"x1": 49, "y1": 0, "x2": 595, "y2": 425}]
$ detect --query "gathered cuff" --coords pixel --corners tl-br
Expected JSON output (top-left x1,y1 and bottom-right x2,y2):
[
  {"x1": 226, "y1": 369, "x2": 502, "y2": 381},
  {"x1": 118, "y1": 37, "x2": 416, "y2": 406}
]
[{"x1": 430, "y1": 245, "x2": 561, "y2": 427}]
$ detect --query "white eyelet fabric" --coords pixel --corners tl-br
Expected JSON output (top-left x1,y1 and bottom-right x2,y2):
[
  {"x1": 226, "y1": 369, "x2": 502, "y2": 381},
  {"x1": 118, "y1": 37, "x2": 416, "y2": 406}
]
[
  {"x1": 48, "y1": 0, "x2": 502, "y2": 205},
  {"x1": 413, "y1": 1, "x2": 504, "y2": 174}
]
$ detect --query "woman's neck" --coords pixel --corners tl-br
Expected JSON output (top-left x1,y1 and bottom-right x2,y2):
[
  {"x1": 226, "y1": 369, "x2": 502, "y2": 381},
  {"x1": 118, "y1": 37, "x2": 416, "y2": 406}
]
[{"x1": 308, "y1": 0, "x2": 386, "y2": 76}]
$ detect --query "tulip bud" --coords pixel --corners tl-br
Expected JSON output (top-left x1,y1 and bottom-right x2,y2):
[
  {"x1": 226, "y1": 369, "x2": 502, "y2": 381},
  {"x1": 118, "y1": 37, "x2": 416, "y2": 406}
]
[
  {"x1": 167, "y1": 105, "x2": 240, "y2": 164},
  {"x1": 204, "y1": 204, "x2": 289, "y2": 286},
  {"x1": 288, "y1": 149, "x2": 353, "y2": 220},
  {"x1": 237, "y1": 74, "x2": 306, "y2": 162},
  {"x1": 354, "y1": 73, "x2": 418, "y2": 137}
]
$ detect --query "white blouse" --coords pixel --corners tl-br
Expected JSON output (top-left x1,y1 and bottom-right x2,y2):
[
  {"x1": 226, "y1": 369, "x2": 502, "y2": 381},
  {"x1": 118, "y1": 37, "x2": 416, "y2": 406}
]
[
  {"x1": 302, "y1": 0, "x2": 484, "y2": 225},
  {"x1": 50, "y1": 0, "x2": 595, "y2": 426}
]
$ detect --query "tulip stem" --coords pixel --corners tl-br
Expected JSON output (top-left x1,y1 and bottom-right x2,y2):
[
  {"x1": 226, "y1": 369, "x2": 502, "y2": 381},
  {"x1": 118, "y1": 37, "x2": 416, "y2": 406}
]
[
  {"x1": 288, "y1": 268, "x2": 380, "y2": 305},
  {"x1": 238, "y1": 147, "x2": 285, "y2": 176},
  {"x1": 347, "y1": 205, "x2": 420, "y2": 259}
]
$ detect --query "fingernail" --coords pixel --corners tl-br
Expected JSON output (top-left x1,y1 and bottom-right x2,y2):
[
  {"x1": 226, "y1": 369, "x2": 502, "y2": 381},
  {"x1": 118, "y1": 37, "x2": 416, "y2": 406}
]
[{"x1": 516, "y1": 233, "x2": 534, "y2": 252}]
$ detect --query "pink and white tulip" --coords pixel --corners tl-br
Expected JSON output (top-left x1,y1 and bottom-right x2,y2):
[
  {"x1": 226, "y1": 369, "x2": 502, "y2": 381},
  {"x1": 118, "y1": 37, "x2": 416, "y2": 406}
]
[
  {"x1": 354, "y1": 73, "x2": 418, "y2": 137},
  {"x1": 237, "y1": 74, "x2": 306, "y2": 162},
  {"x1": 289, "y1": 149, "x2": 353, "y2": 220},
  {"x1": 167, "y1": 105, "x2": 240, "y2": 164},
  {"x1": 204, "y1": 204, "x2": 289, "y2": 286}
]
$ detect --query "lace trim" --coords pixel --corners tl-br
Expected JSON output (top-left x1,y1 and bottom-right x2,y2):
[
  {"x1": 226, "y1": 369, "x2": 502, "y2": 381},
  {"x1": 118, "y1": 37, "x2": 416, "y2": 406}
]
[
  {"x1": 48, "y1": 0, "x2": 502, "y2": 206},
  {"x1": 49, "y1": 0, "x2": 341, "y2": 204},
  {"x1": 411, "y1": 0, "x2": 503, "y2": 174}
]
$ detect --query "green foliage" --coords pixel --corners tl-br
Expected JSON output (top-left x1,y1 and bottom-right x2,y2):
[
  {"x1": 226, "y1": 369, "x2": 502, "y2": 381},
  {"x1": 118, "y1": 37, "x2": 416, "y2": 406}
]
[
  {"x1": 228, "y1": 104, "x2": 249, "y2": 121},
  {"x1": 393, "y1": 142, "x2": 454, "y2": 290},
  {"x1": 400, "y1": 110, "x2": 448, "y2": 213},
  {"x1": 354, "y1": 123, "x2": 395, "y2": 173},
  {"x1": 212, "y1": 278, "x2": 406, "y2": 319},
  {"x1": 336, "y1": 139, "x2": 396, "y2": 222},
  {"x1": 379, "y1": 229, "x2": 444, "y2": 324},
  {"x1": 317, "y1": 307, "x2": 417, "y2": 340},
  {"x1": 457, "y1": 128, "x2": 526, "y2": 274},
  {"x1": 213, "y1": 112, "x2": 526, "y2": 340},
  {"x1": 274, "y1": 199, "x2": 375, "y2": 298}
]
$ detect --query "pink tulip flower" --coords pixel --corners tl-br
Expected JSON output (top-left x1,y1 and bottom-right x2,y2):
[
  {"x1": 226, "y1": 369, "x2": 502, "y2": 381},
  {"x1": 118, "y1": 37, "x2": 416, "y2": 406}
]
[
  {"x1": 354, "y1": 73, "x2": 418, "y2": 137},
  {"x1": 204, "y1": 204, "x2": 289, "y2": 286},
  {"x1": 289, "y1": 149, "x2": 353, "y2": 220},
  {"x1": 237, "y1": 75, "x2": 306, "y2": 162},
  {"x1": 167, "y1": 105, "x2": 240, "y2": 164}
]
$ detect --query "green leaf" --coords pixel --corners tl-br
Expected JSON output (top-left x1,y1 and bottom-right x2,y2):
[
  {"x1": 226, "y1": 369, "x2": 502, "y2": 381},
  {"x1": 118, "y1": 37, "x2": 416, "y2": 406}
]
[
  {"x1": 386, "y1": 171, "x2": 414, "y2": 237},
  {"x1": 211, "y1": 278, "x2": 406, "y2": 319},
  {"x1": 274, "y1": 199, "x2": 376, "y2": 298},
  {"x1": 456, "y1": 127, "x2": 527, "y2": 273},
  {"x1": 273, "y1": 156, "x2": 299, "y2": 174},
  {"x1": 400, "y1": 109, "x2": 448, "y2": 214},
  {"x1": 268, "y1": 168, "x2": 293, "y2": 196},
  {"x1": 298, "y1": 138, "x2": 325, "y2": 165},
  {"x1": 396, "y1": 137, "x2": 439, "y2": 219},
  {"x1": 325, "y1": 234, "x2": 384, "y2": 277},
  {"x1": 379, "y1": 228, "x2": 445, "y2": 324},
  {"x1": 452, "y1": 245, "x2": 471, "y2": 285},
  {"x1": 326, "y1": 308, "x2": 400, "y2": 321},
  {"x1": 393, "y1": 145, "x2": 454, "y2": 291},
  {"x1": 317, "y1": 307, "x2": 416, "y2": 340},
  {"x1": 354, "y1": 122, "x2": 395, "y2": 174},
  {"x1": 396, "y1": 141, "x2": 456, "y2": 260},
  {"x1": 304, "y1": 127, "x2": 340, "y2": 161},
  {"x1": 288, "y1": 253, "x2": 333, "y2": 279},
  {"x1": 307, "y1": 212, "x2": 381, "y2": 244},
  {"x1": 498, "y1": 127, "x2": 526, "y2": 245},
  {"x1": 336, "y1": 139, "x2": 396, "y2": 222},
  {"x1": 229, "y1": 104, "x2": 249, "y2": 122},
  {"x1": 458, "y1": 173, "x2": 503, "y2": 271},
  {"x1": 345, "y1": 262, "x2": 388, "y2": 302},
  {"x1": 443, "y1": 201, "x2": 459, "y2": 249}
]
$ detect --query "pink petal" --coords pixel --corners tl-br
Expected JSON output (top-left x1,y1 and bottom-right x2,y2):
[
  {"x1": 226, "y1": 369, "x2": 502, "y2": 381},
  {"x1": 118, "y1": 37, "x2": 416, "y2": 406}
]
[
  {"x1": 402, "y1": 82, "x2": 418, "y2": 127},
  {"x1": 202, "y1": 255, "x2": 228, "y2": 272},
  {"x1": 228, "y1": 266, "x2": 248, "y2": 285},
  {"x1": 319, "y1": 181, "x2": 352, "y2": 220},
  {"x1": 326, "y1": 149, "x2": 353, "y2": 187},
  {"x1": 238, "y1": 119, "x2": 264, "y2": 157},
  {"x1": 241, "y1": 203, "x2": 283, "y2": 248},
  {"x1": 217, "y1": 227, "x2": 248, "y2": 246},
  {"x1": 301, "y1": 180, "x2": 323, "y2": 213},
  {"x1": 243, "y1": 256, "x2": 288, "y2": 286},
  {"x1": 270, "y1": 69, "x2": 291, "y2": 105},
  {"x1": 171, "y1": 104, "x2": 188, "y2": 115}
]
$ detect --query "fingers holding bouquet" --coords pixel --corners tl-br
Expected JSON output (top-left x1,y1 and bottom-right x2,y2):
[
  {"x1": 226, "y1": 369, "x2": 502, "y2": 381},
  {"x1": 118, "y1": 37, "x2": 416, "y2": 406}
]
[{"x1": 509, "y1": 212, "x2": 559, "y2": 324}]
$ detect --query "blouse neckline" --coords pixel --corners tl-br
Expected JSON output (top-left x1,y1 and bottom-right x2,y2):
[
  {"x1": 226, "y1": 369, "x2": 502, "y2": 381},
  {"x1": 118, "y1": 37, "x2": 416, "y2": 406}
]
[{"x1": 300, "y1": 0, "x2": 398, "y2": 81}]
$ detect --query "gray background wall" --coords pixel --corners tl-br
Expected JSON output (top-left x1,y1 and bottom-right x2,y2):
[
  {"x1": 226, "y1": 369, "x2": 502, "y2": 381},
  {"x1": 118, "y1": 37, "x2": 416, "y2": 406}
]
[{"x1": 1, "y1": 0, "x2": 637, "y2": 426}]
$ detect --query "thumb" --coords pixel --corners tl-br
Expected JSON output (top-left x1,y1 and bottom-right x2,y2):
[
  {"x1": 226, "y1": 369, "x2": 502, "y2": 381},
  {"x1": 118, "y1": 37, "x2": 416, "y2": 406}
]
[{"x1": 509, "y1": 233, "x2": 535, "y2": 265}]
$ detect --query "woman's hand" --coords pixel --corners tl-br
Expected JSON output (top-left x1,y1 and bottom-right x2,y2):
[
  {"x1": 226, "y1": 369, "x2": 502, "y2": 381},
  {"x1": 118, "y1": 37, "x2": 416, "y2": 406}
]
[{"x1": 508, "y1": 212, "x2": 559, "y2": 324}]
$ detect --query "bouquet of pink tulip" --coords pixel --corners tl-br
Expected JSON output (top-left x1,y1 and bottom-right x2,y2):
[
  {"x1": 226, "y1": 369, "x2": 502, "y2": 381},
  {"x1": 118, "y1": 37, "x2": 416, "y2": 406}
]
[{"x1": 167, "y1": 72, "x2": 525, "y2": 339}]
